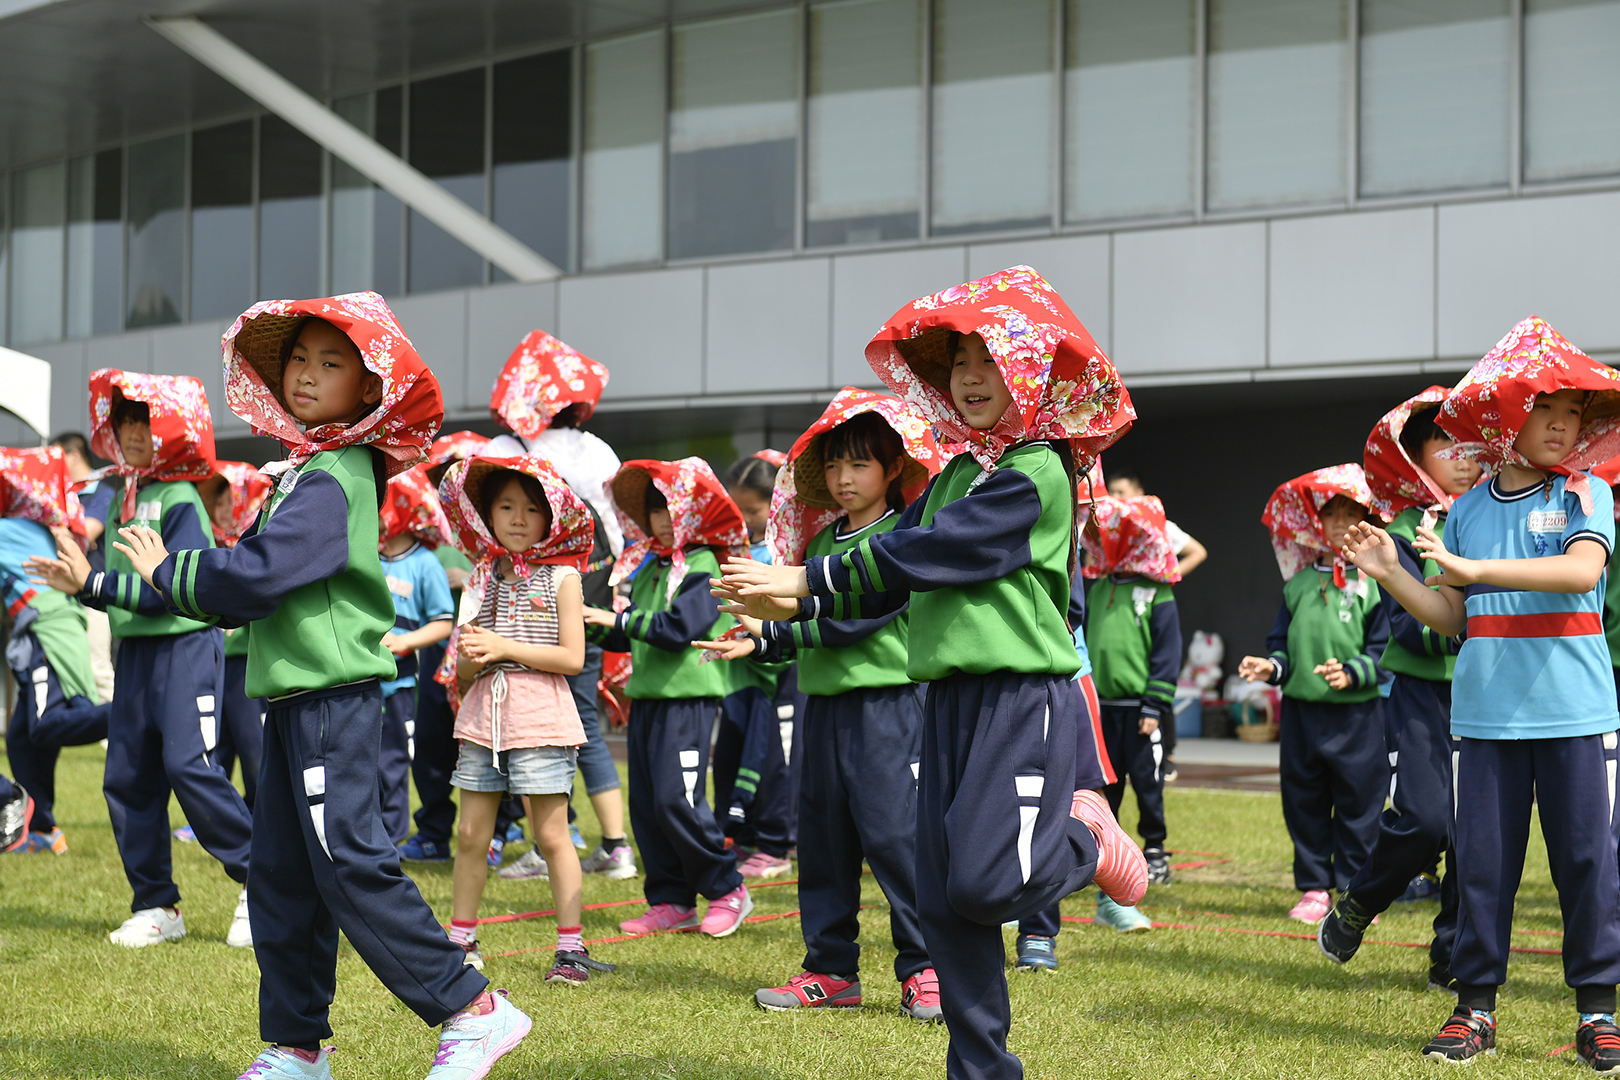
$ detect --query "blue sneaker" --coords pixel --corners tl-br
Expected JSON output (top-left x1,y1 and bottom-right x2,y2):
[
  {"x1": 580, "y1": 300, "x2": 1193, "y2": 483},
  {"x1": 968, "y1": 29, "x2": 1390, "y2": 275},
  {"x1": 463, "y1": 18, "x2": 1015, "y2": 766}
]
[
  {"x1": 570, "y1": 824, "x2": 587, "y2": 850},
  {"x1": 426, "y1": 989, "x2": 531, "y2": 1079},
  {"x1": 399, "y1": 835, "x2": 452, "y2": 863},
  {"x1": 1013, "y1": 934, "x2": 1058, "y2": 972},
  {"x1": 237, "y1": 1046, "x2": 333, "y2": 1079},
  {"x1": 486, "y1": 836, "x2": 506, "y2": 869},
  {"x1": 1095, "y1": 895, "x2": 1153, "y2": 932},
  {"x1": 174, "y1": 825, "x2": 196, "y2": 843},
  {"x1": 1395, "y1": 873, "x2": 1442, "y2": 904},
  {"x1": 503, "y1": 822, "x2": 525, "y2": 845}
]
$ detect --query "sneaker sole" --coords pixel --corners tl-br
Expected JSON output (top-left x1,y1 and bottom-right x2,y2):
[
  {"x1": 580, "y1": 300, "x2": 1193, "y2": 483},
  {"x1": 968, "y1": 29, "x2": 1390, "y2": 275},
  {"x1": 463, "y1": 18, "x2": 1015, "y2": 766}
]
[
  {"x1": 1422, "y1": 1048, "x2": 1493, "y2": 1065},
  {"x1": 900, "y1": 1005, "x2": 944, "y2": 1024},
  {"x1": 588, "y1": 865, "x2": 639, "y2": 880},
  {"x1": 109, "y1": 930, "x2": 186, "y2": 948},
  {"x1": 703, "y1": 893, "x2": 755, "y2": 938},
  {"x1": 755, "y1": 990, "x2": 862, "y2": 1012},
  {"x1": 1013, "y1": 962, "x2": 1059, "y2": 973},
  {"x1": 1577, "y1": 1052, "x2": 1620, "y2": 1075},
  {"x1": 618, "y1": 915, "x2": 701, "y2": 935},
  {"x1": 1315, "y1": 920, "x2": 1354, "y2": 965}
]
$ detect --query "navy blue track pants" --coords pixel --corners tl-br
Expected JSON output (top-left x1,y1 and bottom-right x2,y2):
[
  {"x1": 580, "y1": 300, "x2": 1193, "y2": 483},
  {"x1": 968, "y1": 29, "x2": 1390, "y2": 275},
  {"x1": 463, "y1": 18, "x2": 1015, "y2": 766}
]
[
  {"x1": 213, "y1": 654, "x2": 265, "y2": 808},
  {"x1": 251, "y1": 681, "x2": 486, "y2": 1046},
  {"x1": 378, "y1": 687, "x2": 415, "y2": 844},
  {"x1": 1278, "y1": 696, "x2": 1386, "y2": 893},
  {"x1": 1098, "y1": 701, "x2": 1166, "y2": 849},
  {"x1": 714, "y1": 681, "x2": 800, "y2": 857},
  {"x1": 7, "y1": 630, "x2": 108, "y2": 832},
  {"x1": 103, "y1": 629, "x2": 250, "y2": 910},
  {"x1": 798, "y1": 682, "x2": 929, "y2": 982},
  {"x1": 919, "y1": 672, "x2": 1099, "y2": 1080}
]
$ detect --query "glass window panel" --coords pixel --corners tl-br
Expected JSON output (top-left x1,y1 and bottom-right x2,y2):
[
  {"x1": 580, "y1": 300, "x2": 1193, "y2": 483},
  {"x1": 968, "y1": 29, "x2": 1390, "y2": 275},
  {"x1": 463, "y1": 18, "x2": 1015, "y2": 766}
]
[
  {"x1": 1359, "y1": 0, "x2": 1511, "y2": 197},
  {"x1": 332, "y1": 87, "x2": 404, "y2": 295},
  {"x1": 67, "y1": 150, "x2": 123, "y2": 338},
  {"x1": 189, "y1": 122, "x2": 254, "y2": 321},
  {"x1": 582, "y1": 31, "x2": 663, "y2": 270},
  {"x1": 668, "y1": 10, "x2": 798, "y2": 259},
  {"x1": 932, "y1": 0, "x2": 1054, "y2": 235},
  {"x1": 408, "y1": 68, "x2": 486, "y2": 292},
  {"x1": 126, "y1": 135, "x2": 185, "y2": 329},
  {"x1": 492, "y1": 50, "x2": 571, "y2": 278},
  {"x1": 10, "y1": 160, "x2": 66, "y2": 345},
  {"x1": 806, "y1": 0, "x2": 922, "y2": 246},
  {"x1": 1524, "y1": 0, "x2": 1620, "y2": 183},
  {"x1": 1207, "y1": 0, "x2": 1347, "y2": 212},
  {"x1": 1065, "y1": 0, "x2": 1196, "y2": 222},
  {"x1": 259, "y1": 116, "x2": 323, "y2": 301},
  {"x1": 0, "y1": 175, "x2": 8, "y2": 344}
]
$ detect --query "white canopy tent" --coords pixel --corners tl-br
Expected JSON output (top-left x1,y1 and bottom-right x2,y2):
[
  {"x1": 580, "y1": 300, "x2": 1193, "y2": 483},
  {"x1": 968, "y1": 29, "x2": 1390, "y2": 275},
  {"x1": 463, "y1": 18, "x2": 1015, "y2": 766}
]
[{"x1": 0, "y1": 345, "x2": 52, "y2": 442}]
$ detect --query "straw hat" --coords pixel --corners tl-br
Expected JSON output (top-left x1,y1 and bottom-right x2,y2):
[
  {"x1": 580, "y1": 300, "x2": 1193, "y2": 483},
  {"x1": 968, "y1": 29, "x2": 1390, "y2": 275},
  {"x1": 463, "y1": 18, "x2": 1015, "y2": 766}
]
[
  {"x1": 892, "y1": 329, "x2": 956, "y2": 396},
  {"x1": 231, "y1": 312, "x2": 312, "y2": 410},
  {"x1": 792, "y1": 429, "x2": 931, "y2": 510},
  {"x1": 611, "y1": 466, "x2": 654, "y2": 537}
]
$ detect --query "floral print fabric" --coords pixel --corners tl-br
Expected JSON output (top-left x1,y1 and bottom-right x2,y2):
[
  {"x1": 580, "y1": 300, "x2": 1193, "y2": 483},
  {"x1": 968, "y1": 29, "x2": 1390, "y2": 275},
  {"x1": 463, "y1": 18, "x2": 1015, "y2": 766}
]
[
  {"x1": 0, "y1": 446, "x2": 86, "y2": 540},
  {"x1": 379, "y1": 464, "x2": 455, "y2": 550},
  {"x1": 1437, "y1": 316, "x2": 1620, "y2": 513},
  {"x1": 1081, "y1": 495, "x2": 1180, "y2": 584},
  {"x1": 610, "y1": 457, "x2": 749, "y2": 604},
  {"x1": 222, "y1": 291, "x2": 444, "y2": 480},
  {"x1": 490, "y1": 330, "x2": 610, "y2": 439},
  {"x1": 428, "y1": 430, "x2": 491, "y2": 471},
  {"x1": 864, "y1": 264, "x2": 1134, "y2": 475},
  {"x1": 208, "y1": 460, "x2": 273, "y2": 547},
  {"x1": 765, "y1": 387, "x2": 945, "y2": 566},
  {"x1": 88, "y1": 369, "x2": 217, "y2": 521},
  {"x1": 1364, "y1": 386, "x2": 1454, "y2": 523},
  {"x1": 1262, "y1": 465, "x2": 1373, "y2": 582}
]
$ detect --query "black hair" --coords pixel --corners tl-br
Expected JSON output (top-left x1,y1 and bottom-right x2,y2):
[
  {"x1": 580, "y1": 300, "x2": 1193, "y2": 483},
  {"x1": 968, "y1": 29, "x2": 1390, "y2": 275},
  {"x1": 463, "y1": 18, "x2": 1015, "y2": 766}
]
[
  {"x1": 724, "y1": 455, "x2": 778, "y2": 500},
  {"x1": 479, "y1": 468, "x2": 551, "y2": 537},
  {"x1": 822, "y1": 411, "x2": 907, "y2": 511},
  {"x1": 549, "y1": 403, "x2": 588, "y2": 430},
  {"x1": 645, "y1": 483, "x2": 668, "y2": 514},
  {"x1": 1399, "y1": 403, "x2": 1445, "y2": 461},
  {"x1": 110, "y1": 396, "x2": 150, "y2": 429},
  {"x1": 1107, "y1": 469, "x2": 1142, "y2": 491},
  {"x1": 49, "y1": 432, "x2": 91, "y2": 461}
]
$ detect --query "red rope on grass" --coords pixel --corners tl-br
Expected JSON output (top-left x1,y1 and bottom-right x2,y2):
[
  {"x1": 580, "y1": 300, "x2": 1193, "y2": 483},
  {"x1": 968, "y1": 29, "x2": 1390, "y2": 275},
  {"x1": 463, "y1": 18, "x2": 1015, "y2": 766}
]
[
  {"x1": 486, "y1": 904, "x2": 877, "y2": 958},
  {"x1": 1548, "y1": 1042, "x2": 1576, "y2": 1058}
]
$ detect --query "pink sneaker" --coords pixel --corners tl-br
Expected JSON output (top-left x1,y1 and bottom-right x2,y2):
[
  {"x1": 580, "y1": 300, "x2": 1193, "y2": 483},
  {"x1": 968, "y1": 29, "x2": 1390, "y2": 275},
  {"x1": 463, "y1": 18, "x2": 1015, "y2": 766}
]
[
  {"x1": 700, "y1": 885, "x2": 754, "y2": 937},
  {"x1": 737, "y1": 851, "x2": 792, "y2": 879},
  {"x1": 617, "y1": 903, "x2": 699, "y2": 935},
  {"x1": 1071, "y1": 789, "x2": 1148, "y2": 906},
  {"x1": 1289, "y1": 889, "x2": 1332, "y2": 924}
]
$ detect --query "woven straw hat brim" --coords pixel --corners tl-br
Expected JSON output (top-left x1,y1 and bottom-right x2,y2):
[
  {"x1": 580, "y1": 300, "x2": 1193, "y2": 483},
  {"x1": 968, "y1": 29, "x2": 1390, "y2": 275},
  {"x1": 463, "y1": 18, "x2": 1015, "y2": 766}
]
[
  {"x1": 893, "y1": 330, "x2": 954, "y2": 395},
  {"x1": 1584, "y1": 388, "x2": 1620, "y2": 424},
  {"x1": 611, "y1": 467, "x2": 653, "y2": 537},
  {"x1": 232, "y1": 313, "x2": 310, "y2": 409},
  {"x1": 793, "y1": 431, "x2": 929, "y2": 510}
]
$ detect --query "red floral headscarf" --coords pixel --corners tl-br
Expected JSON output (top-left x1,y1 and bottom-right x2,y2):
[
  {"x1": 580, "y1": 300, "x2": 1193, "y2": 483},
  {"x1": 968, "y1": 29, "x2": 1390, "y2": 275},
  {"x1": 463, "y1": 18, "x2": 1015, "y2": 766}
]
[
  {"x1": 429, "y1": 430, "x2": 491, "y2": 470},
  {"x1": 1081, "y1": 495, "x2": 1180, "y2": 584},
  {"x1": 765, "y1": 388, "x2": 945, "y2": 566},
  {"x1": 222, "y1": 292, "x2": 444, "y2": 480},
  {"x1": 1262, "y1": 465, "x2": 1373, "y2": 583},
  {"x1": 379, "y1": 464, "x2": 455, "y2": 550},
  {"x1": 0, "y1": 446, "x2": 87, "y2": 542},
  {"x1": 1364, "y1": 386, "x2": 1455, "y2": 524},
  {"x1": 205, "y1": 460, "x2": 273, "y2": 547},
  {"x1": 865, "y1": 265, "x2": 1134, "y2": 476},
  {"x1": 610, "y1": 457, "x2": 749, "y2": 603},
  {"x1": 490, "y1": 330, "x2": 610, "y2": 439},
  {"x1": 88, "y1": 370, "x2": 217, "y2": 521},
  {"x1": 753, "y1": 449, "x2": 787, "y2": 468},
  {"x1": 1436, "y1": 316, "x2": 1620, "y2": 514}
]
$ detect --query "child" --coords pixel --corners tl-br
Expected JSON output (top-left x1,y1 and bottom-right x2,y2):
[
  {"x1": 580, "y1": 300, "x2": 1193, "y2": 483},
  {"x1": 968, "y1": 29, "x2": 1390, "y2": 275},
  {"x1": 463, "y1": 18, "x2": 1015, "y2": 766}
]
[
  {"x1": 436, "y1": 453, "x2": 613, "y2": 985},
  {"x1": 583, "y1": 458, "x2": 754, "y2": 938},
  {"x1": 1082, "y1": 494, "x2": 1183, "y2": 887},
  {"x1": 2, "y1": 447, "x2": 105, "y2": 852},
  {"x1": 27, "y1": 372, "x2": 254, "y2": 949},
  {"x1": 1317, "y1": 389, "x2": 1480, "y2": 984},
  {"x1": 1343, "y1": 317, "x2": 1620, "y2": 1069},
  {"x1": 715, "y1": 450, "x2": 799, "y2": 879},
  {"x1": 486, "y1": 332, "x2": 633, "y2": 879},
  {"x1": 112, "y1": 294, "x2": 524, "y2": 1079},
  {"x1": 198, "y1": 460, "x2": 274, "y2": 807},
  {"x1": 716, "y1": 266, "x2": 1145, "y2": 1080},
  {"x1": 376, "y1": 464, "x2": 457, "y2": 843},
  {"x1": 1240, "y1": 466, "x2": 1388, "y2": 924},
  {"x1": 697, "y1": 389, "x2": 947, "y2": 1019}
]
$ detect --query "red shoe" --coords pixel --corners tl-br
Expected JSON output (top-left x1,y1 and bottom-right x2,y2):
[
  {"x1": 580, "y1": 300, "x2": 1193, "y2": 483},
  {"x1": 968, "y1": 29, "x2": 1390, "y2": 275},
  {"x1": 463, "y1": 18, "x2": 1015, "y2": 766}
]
[
  {"x1": 1071, "y1": 789, "x2": 1148, "y2": 906},
  {"x1": 900, "y1": 968, "x2": 943, "y2": 1023},
  {"x1": 755, "y1": 971, "x2": 862, "y2": 1011},
  {"x1": 700, "y1": 884, "x2": 753, "y2": 937},
  {"x1": 617, "y1": 903, "x2": 699, "y2": 935}
]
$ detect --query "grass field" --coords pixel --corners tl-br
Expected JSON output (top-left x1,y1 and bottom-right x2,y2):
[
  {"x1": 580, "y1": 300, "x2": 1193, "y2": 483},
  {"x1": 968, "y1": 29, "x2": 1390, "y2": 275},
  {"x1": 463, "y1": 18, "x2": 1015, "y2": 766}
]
[{"x1": 0, "y1": 744, "x2": 1587, "y2": 1079}]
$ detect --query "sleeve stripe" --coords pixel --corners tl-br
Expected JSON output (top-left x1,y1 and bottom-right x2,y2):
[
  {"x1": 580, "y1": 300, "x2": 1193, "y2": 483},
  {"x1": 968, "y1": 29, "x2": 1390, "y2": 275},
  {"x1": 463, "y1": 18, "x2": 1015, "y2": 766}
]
[{"x1": 1565, "y1": 529, "x2": 1612, "y2": 554}]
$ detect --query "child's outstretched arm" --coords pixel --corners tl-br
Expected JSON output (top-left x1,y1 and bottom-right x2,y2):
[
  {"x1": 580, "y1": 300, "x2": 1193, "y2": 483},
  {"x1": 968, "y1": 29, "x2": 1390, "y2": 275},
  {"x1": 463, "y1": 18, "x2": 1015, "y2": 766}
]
[
  {"x1": 1344, "y1": 521, "x2": 1466, "y2": 636},
  {"x1": 1239, "y1": 603, "x2": 1292, "y2": 684},
  {"x1": 461, "y1": 574, "x2": 585, "y2": 676},
  {"x1": 597, "y1": 568, "x2": 727, "y2": 653},
  {"x1": 30, "y1": 502, "x2": 209, "y2": 620},
  {"x1": 1382, "y1": 533, "x2": 1462, "y2": 662},
  {"x1": 1414, "y1": 526, "x2": 1608, "y2": 595}
]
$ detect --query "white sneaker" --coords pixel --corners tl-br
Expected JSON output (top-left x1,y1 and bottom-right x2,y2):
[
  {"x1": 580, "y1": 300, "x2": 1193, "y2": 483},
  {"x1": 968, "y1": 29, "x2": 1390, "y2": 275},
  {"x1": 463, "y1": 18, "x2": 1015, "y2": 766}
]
[
  {"x1": 580, "y1": 843, "x2": 638, "y2": 880},
  {"x1": 227, "y1": 888, "x2": 253, "y2": 948},
  {"x1": 110, "y1": 906, "x2": 186, "y2": 948},
  {"x1": 497, "y1": 848, "x2": 548, "y2": 880}
]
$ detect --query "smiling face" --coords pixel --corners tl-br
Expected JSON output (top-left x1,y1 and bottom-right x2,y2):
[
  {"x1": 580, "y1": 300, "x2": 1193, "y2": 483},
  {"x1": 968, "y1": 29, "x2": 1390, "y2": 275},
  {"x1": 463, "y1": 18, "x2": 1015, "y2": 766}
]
[
  {"x1": 1317, "y1": 495, "x2": 1367, "y2": 552},
  {"x1": 282, "y1": 319, "x2": 384, "y2": 427},
  {"x1": 487, "y1": 475, "x2": 551, "y2": 554},
  {"x1": 1515, "y1": 388, "x2": 1585, "y2": 469},
  {"x1": 948, "y1": 333, "x2": 1013, "y2": 431},
  {"x1": 1417, "y1": 431, "x2": 1482, "y2": 496}
]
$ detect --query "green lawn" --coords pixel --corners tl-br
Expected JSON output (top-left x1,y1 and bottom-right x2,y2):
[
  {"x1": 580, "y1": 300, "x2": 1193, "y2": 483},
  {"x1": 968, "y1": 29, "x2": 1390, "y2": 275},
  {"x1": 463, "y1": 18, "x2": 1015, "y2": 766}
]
[{"x1": 0, "y1": 746, "x2": 1585, "y2": 1078}]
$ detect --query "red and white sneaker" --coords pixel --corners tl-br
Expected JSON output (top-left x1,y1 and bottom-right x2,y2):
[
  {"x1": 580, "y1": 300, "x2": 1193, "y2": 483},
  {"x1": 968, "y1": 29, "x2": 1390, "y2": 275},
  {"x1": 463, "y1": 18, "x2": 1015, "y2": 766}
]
[
  {"x1": 755, "y1": 971, "x2": 862, "y2": 1011},
  {"x1": 1071, "y1": 789, "x2": 1148, "y2": 906},
  {"x1": 700, "y1": 885, "x2": 753, "y2": 937},
  {"x1": 1288, "y1": 890, "x2": 1332, "y2": 924},
  {"x1": 737, "y1": 851, "x2": 792, "y2": 879},
  {"x1": 900, "y1": 968, "x2": 943, "y2": 1024},
  {"x1": 617, "y1": 903, "x2": 699, "y2": 935}
]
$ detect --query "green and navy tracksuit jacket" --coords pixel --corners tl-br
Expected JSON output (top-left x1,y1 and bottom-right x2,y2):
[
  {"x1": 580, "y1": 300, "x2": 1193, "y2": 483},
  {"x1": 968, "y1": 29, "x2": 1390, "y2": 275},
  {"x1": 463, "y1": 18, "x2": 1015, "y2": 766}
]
[
  {"x1": 1380, "y1": 508, "x2": 1459, "y2": 687},
  {"x1": 1083, "y1": 574, "x2": 1181, "y2": 726},
  {"x1": 587, "y1": 546, "x2": 734, "y2": 700},
  {"x1": 80, "y1": 478, "x2": 215, "y2": 639},
  {"x1": 1265, "y1": 563, "x2": 1389, "y2": 704}
]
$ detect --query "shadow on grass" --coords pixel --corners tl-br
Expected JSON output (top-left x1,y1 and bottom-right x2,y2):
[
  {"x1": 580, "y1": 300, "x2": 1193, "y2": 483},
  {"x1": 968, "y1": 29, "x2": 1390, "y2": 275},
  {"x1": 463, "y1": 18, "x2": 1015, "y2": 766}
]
[
  {"x1": 612, "y1": 959, "x2": 781, "y2": 997},
  {"x1": 0, "y1": 1035, "x2": 232, "y2": 1078},
  {"x1": 554, "y1": 1052, "x2": 782, "y2": 1079},
  {"x1": 0, "y1": 904, "x2": 120, "y2": 938}
]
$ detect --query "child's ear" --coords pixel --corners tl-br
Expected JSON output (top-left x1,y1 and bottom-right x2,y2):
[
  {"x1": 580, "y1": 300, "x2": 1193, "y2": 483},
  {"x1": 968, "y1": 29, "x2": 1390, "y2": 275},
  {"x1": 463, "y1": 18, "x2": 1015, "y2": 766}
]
[{"x1": 361, "y1": 371, "x2": 384, "y2": 406}]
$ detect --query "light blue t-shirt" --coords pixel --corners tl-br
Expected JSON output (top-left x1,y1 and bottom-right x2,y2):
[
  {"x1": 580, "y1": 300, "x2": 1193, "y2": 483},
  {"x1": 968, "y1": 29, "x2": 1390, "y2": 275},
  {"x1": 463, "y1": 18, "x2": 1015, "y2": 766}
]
[
  {"x1": 1449, "y1": 473, "x2": 1618, "y2": 740},
  {"x1": 0, "y1": 517, "x2": 55, "y2": 610},
  {"x1": 379, "y1": 542, "x2": 455, "y2": 696},
  {"x1": 750, "y1": 538, "x2": 773, "y2": 565}
]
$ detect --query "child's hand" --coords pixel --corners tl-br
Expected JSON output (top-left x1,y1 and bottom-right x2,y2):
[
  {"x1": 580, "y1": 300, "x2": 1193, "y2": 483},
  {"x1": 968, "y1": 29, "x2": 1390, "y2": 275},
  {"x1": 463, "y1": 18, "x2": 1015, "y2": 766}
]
[
  {"x1": 1341, "y1": 522, "x2": 1399, "y2": 580},
  {"x1": 1413, "y1": 526, "x2": 1475, "y2": 586},
  {"x1": 111, "y1": 525, "x2": 170, "y2": 588},
  {"x1": 1313, "y1": 658, "x2": 1352, "y2": 691},
  {"x1": 1238, "y1": 655, "x2": 1277, "y2": 683},
  {"x1": 25, "y1": 526, "x2": 92, "y2": 594},
  {"x1": 381, "y1": 631, "x2": 413, "y2": 658},
  {"x1": 582, "y1": 605, "x2": 617, "y2": 628},
  {"x1": 711, "y1": 580, "x2": 799, "y2": 622},
  {"x1": 1139, "y1": 714, "x2": 1160, "y2": 735},
  {"x1": 718, "y1": 558, "x2": 810, "y2": 601},
  {"x1": 690, "y1": 636, "x2": 757, "y2": 661},
  {"x1": 458, "y1": 623, "x2": 508, "y2": 664}
]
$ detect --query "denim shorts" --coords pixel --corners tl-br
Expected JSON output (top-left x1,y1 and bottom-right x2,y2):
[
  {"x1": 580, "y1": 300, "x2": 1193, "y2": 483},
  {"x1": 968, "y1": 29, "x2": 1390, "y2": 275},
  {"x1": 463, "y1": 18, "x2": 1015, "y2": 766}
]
[{"x1": 452, "y1": 741, "x2": 577, "y2": 796}]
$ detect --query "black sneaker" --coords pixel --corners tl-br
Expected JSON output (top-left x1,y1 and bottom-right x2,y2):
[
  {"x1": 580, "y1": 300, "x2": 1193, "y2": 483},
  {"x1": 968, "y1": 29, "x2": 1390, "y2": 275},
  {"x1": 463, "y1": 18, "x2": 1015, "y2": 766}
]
[
  {"x1": 1317, "y1": 895, "x2": 1374, "y2": 965},
  {"x1": 1421, "y1": 1006, "x2": 1495, "y2": 1063},
  {"x1": 1427, "y1": 963, "x2": 1458, "y2": 996},
  {"x1": 1144, "y1": 847, "x2": 1172, "y2": 886},
  {"x1": 1, "y1": 783, "x2": 33, "y2": 853},
  {"x1": 1577, "y1": 1017, "x2": 1620, "y2": 1073},
  {"x1": 1013, "y1": 934, "x2": 1058, "y2": 972}
]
